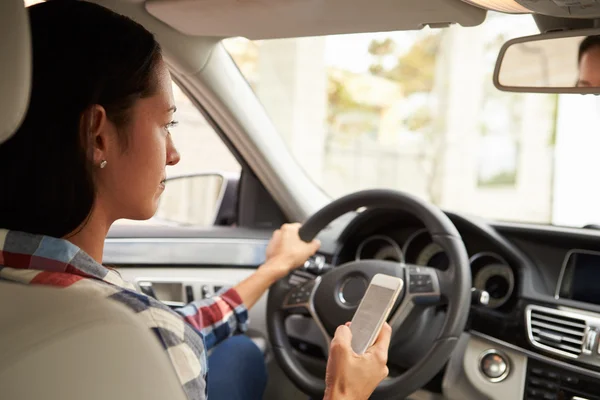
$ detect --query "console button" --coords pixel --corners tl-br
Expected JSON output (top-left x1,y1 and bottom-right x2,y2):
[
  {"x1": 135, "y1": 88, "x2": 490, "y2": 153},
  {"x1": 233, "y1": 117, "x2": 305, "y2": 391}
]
[
  {"x1": 542, "y1": 381, "x2": 557, "y2": 391},
  {"x1": 528, "y1": 388, "x2": 542, "y2": 397},
  {"x1": 531, "y1": 368, "x2": 544, "y2": 376},
  {"x1": 480, "y1": 350, "x2": 509, "y2": 382},
  {"x1": 546, "y1": 371, "x2": 559, "y2": 380},
  {"x1": 530, "y1": 377, "x2": 543, "y2": 386},
  {"x1": 563, "y1": 375, "x2": 579, "y2": 385}
]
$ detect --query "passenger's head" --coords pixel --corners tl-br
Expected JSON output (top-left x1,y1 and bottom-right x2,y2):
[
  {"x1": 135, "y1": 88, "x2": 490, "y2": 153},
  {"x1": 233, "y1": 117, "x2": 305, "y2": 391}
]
[
  {"x1": 0, "y1": 0, "x2": 180, "y2": 238},
  {"x1": 577, "y1": 35, "x2": 600, "y2": 87}
]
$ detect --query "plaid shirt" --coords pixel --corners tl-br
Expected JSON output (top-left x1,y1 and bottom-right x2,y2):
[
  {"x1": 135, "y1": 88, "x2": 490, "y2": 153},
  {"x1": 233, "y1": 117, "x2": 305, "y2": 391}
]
[{"x1": 0, "y1": 229, "x2": 249, "y2": 400}]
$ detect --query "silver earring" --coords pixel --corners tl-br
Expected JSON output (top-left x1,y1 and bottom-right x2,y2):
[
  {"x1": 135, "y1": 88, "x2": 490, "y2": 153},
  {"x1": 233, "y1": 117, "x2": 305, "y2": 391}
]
[{"x1": 100, "y1": 160, "x2": 107, "y2": 169}]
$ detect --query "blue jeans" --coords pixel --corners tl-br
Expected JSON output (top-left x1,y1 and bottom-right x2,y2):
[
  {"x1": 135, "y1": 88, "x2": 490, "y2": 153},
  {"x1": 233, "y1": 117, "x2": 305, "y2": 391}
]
[{"x1": 207, "y1": 335, "x2": 268, "y2": 400}]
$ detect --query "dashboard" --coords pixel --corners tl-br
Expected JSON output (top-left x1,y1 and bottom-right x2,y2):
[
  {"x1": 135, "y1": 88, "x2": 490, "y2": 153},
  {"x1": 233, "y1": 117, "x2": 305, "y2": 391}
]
[
  {"x1": 297, "y1": 207, "x2": 600, "y2": 399},
  {"x1": 108, "y1": 205, "x2": 600, "y2": 399}
]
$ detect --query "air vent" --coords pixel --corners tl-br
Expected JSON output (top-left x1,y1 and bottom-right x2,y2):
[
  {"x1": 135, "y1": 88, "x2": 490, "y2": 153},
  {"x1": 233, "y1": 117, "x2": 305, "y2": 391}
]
[{"x1": 527, "y1": 306, "x2": 586, "y2": 358}]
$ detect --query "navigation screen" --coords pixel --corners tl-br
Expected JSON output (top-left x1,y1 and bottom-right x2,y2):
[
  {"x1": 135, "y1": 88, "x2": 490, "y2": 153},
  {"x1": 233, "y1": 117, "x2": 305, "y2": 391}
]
[{"x1": 559, "y1": 252, "x2": 600, "y2": 305}]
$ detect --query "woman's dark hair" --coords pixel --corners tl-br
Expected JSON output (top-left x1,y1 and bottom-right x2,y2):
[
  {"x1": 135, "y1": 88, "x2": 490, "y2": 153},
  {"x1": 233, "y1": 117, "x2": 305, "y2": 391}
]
[
  {"x1": 0, "y1": 0, "x2": 162, "y2": 238},
  {"x1": 578, "y1": 35, "x2": 600, "y2": 64}
]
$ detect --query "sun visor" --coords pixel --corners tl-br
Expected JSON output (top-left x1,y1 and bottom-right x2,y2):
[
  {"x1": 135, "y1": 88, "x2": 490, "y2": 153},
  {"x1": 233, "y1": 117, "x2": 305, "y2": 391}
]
[{"x1": 146, "y1": 0, "x2": 487, "y2": 40}]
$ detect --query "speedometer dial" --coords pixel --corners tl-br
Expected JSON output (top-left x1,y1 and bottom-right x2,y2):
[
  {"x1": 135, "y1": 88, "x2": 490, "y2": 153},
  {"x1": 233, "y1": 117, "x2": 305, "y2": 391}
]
[
  {"x1": 404, "y1": 229, "x2": 450, "y2": 269},
  {"x1": 416, "y1": 242, "x2": 450, "y2": 269},
  {"x1": 471, "y1": 252, "x2": 514, "y2": 309},
  {"x1": 356, "y1": 235, "x2": 403, "y2": 262}
]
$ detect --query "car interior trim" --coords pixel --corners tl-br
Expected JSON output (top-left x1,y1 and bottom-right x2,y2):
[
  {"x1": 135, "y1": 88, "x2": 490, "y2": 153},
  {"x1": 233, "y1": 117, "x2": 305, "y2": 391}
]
[
  {"x1": 103, "y1": 238, "x2": 269, "y2": 266},
  {"x1": 471, "y1": 330, "x2": 600, "y2": 380},
  {"x1": 524, "y1": 304, "x2": 600, "y2": 368}
]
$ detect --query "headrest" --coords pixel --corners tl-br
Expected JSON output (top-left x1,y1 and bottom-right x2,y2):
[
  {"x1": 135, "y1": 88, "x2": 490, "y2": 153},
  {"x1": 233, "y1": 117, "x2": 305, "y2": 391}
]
[{"x1": 0, "y1": 0, "x2": 31, "y2": 145}]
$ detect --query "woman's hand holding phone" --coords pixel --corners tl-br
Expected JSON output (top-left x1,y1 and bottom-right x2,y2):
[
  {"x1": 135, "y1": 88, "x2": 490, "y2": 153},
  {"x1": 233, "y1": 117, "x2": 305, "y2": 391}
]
[{"x1": 323, "y1": 322, "x2": 392, "y2": 400}]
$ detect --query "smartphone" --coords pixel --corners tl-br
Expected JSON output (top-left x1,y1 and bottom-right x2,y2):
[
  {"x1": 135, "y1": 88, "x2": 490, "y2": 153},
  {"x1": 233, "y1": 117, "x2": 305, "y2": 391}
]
[{"x1": 350, "y1": 274, "x2": 404, "y2": 354}]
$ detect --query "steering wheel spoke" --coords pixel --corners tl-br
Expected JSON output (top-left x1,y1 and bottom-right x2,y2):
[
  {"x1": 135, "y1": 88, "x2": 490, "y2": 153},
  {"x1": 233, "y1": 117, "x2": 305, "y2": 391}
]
[
  {"x1": 281, "y1": 276, "x2": 318, "y2": 311},
  {"x1": 281, "y1": 275, "x2": 332, "y2": 355},
  {"x1": 389, "y1": 265, "x2": 444, "y2": 330}
]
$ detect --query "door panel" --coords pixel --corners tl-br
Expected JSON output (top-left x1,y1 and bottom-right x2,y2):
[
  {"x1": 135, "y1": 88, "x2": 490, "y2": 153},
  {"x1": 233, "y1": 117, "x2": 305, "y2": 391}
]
[
  {"x1": 115, "y1": 267, "x2": 267, "y2": 335},
  {"x1": 105, "y1": 232, "x2": 309, "y2": 399},
  {"x1": 106, "y1": 233, "x2": 271, "y2": 343},
  {"x1": 104, "y1": 237, "x2": 268, "y2": 266}
]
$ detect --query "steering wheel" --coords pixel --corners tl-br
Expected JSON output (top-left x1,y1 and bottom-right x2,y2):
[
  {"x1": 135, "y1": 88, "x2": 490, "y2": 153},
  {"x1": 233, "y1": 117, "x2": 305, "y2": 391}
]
[{"x1": 267, "y1": 189, "x2": 472, "y2": 399}]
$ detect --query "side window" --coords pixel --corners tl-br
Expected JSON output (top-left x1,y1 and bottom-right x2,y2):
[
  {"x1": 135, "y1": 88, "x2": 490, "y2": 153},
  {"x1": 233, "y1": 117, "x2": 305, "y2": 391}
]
[
  {"x1": 118, "y1": 81, "x2": 241, "y2": 227},
  {"x1": 166, "y1": 82, "x2": 241, "y2": 178}
]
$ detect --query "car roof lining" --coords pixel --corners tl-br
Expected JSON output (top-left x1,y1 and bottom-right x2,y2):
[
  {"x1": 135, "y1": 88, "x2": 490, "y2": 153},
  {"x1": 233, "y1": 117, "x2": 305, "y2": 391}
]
[{"x1": 533, "y1": 14, "x2": 597, "y2": 33}]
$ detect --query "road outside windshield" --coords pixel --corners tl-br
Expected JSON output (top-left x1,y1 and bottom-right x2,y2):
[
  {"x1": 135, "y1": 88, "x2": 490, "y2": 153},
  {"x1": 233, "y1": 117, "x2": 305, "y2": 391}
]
[{"x1": 224, "y1": 14, "x2": 600, "y2": 228}]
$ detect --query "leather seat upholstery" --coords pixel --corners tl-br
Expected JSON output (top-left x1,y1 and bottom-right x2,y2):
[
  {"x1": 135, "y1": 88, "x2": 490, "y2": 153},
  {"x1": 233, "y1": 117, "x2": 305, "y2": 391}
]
[{"x1": 0, "y1": 2, "x2": 187, "y2": 399}]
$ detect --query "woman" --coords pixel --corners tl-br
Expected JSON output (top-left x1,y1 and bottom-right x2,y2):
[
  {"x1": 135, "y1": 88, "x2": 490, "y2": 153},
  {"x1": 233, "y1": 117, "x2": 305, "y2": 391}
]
[
  {"x1": 0, "y1": 1, "x2": 390, "y2": 399},
  {"x1": 576, "y1": 35, "x2": 600, "y2": 88}
]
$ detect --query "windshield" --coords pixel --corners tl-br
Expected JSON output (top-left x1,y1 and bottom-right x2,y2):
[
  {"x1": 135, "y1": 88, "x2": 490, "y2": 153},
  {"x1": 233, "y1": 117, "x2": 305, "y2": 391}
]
[{"x1": 224, "y1": 13, "x2": 600, "y2": 228}]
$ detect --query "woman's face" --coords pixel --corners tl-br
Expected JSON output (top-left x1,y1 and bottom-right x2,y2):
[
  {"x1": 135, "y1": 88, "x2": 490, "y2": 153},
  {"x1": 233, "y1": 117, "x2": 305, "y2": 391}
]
[
  {"x1": 94, "y1": 58, "x2": 181, "y2": 222},
  {"x1": 578, "y1": 46, "x2": 600, "y2": 88}
]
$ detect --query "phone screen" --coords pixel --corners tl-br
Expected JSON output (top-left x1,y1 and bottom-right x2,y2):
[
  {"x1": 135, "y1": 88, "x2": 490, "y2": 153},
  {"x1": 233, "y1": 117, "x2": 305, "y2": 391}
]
[{"x1": 350, "y1": 283, "x2": 397, "y2": 354}]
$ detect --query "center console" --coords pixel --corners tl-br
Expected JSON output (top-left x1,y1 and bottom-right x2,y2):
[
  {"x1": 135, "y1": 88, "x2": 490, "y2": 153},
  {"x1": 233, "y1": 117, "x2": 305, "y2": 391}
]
[
  {"x1": 466, "y1": 248, "x2": 600, "y2": 400},
  {"x1": 525, "y1": 359, "x2": 600, "y2": 400}
]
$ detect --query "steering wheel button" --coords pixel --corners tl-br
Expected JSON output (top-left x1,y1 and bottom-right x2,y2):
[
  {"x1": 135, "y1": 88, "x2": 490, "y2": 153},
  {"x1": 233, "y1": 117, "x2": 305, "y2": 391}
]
[
  {"x1": 412, "y1": 285, "x2": 433, "y2": 294},
  {"x1": 295, "y1": 293, "x2": 309, "y2": 303},
  {"x1": 411, "y1": 274, "x2": 429, "y2": 281}
]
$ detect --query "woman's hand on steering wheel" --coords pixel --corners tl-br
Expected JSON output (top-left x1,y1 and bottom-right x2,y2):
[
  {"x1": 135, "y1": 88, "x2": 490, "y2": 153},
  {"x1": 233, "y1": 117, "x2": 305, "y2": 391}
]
[
  {"x1": 260, "y1": 223, "x2": 321, "y2": 282},
  {"x1": 324, "y1": 323, "x2": 392, "y2": 400}
]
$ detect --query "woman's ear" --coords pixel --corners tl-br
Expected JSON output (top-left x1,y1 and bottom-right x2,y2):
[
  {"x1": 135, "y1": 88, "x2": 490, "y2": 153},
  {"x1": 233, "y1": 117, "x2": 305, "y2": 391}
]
[{"x1": 80, "y1": 104, "x2": 109, "y2": 167}]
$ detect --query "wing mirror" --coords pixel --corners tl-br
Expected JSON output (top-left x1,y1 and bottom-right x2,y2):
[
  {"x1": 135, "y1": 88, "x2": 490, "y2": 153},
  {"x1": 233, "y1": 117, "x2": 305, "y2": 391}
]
[
  {"x1": 155, "y1": 172, "x2": 239, "y2": 227},
  {"x1": 495, "y1": 29, "x2": 600, "y2": 94}
]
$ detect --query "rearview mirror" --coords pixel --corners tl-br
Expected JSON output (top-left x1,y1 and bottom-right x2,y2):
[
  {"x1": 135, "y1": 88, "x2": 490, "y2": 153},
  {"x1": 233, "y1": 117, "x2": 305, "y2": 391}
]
[
  {"x1": 155, "y1": 173, "x2": 238, "y2": 226},
  {"x1": 494, "y1": 29, "x2": 600, "y2": 94}
]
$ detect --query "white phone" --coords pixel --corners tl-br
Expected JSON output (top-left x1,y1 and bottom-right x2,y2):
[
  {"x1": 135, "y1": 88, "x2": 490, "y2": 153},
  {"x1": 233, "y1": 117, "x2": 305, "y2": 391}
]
[{"x1": 350, "y1": 274, "x2": 404, "y2": 355}]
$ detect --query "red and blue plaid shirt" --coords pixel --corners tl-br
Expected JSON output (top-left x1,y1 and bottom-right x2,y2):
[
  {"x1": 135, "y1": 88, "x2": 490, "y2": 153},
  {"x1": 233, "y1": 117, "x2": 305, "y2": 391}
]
[{"x1": 0, "y1": 229, "x2": 249, "y2": 400}]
